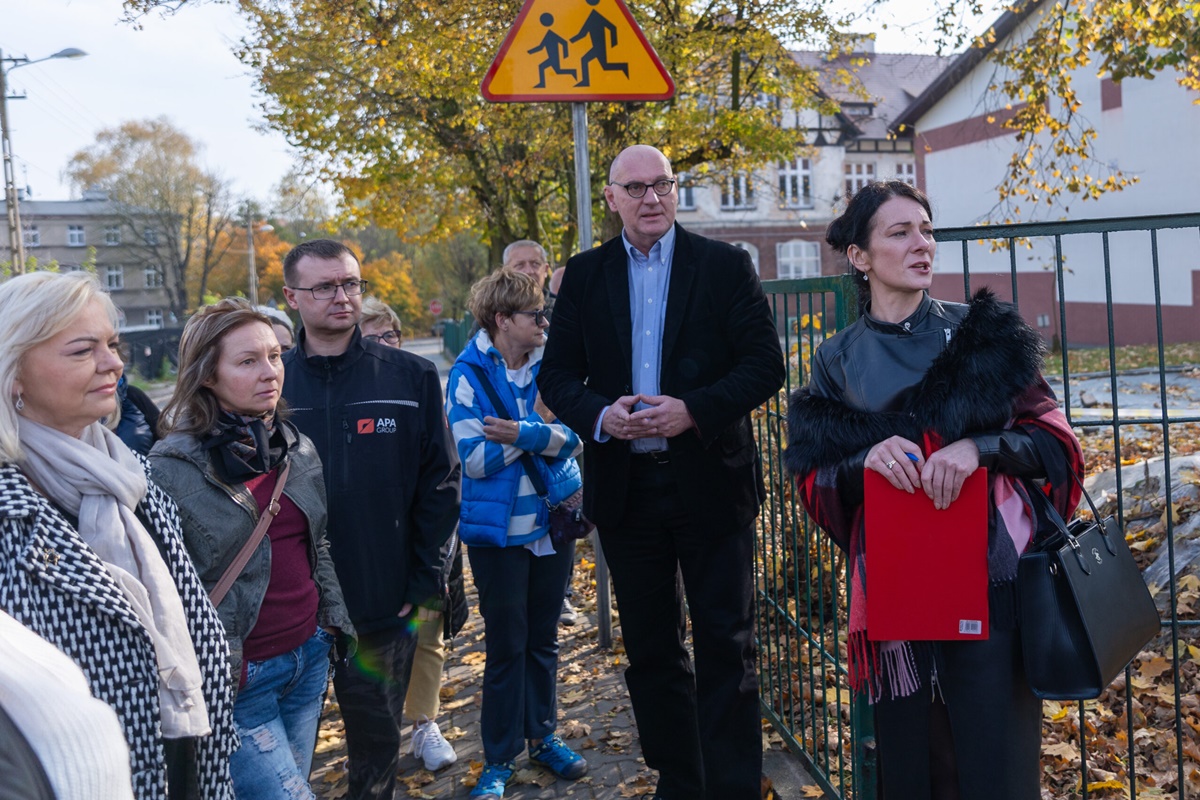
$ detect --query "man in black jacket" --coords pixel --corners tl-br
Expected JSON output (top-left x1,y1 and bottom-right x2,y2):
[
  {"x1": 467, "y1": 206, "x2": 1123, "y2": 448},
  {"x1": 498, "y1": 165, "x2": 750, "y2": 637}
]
[
  {"x1": 281, "y1": 239, "x2": 461, "y2": 800},
  {"x1": 539, "y1": 145, "x2": 785, "y2": 799}
]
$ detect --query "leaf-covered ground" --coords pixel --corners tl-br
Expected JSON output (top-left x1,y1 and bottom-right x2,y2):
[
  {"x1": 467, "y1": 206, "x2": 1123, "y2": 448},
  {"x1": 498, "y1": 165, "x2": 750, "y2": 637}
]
[{"x1": 310, "y1": 539, "x2": 799, "y2": 798}]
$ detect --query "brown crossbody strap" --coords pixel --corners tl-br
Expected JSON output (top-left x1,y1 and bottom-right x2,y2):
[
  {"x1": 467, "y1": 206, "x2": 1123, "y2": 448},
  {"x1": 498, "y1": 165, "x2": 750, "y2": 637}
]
[{"x1": 209, "y1": 461, "x2": 291, "y2": 608}]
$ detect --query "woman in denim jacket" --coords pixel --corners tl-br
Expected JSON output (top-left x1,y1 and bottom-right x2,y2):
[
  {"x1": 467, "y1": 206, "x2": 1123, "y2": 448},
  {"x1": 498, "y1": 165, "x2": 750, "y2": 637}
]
[{"x1": 151, "y1": 298, "x2": 354, "y2": 800}]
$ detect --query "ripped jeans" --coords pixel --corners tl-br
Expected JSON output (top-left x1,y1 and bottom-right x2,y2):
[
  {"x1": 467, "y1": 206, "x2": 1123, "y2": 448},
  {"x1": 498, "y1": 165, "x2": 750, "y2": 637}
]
[{"x1": 229, "y1": 627, "x2": 335, "y2": 800}]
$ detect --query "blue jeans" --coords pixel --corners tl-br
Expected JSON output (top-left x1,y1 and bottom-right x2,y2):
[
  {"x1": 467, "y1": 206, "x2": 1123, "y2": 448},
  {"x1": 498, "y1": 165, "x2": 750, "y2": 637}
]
[{"x1": 229, "y1": 627, "x2": 335, "y2": 800}]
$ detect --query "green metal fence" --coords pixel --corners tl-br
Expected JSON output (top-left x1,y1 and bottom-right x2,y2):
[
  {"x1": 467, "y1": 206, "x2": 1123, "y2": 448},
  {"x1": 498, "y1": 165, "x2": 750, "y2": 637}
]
[
  {"x1": 441, "y1": 312, "x2": 475, "y2": 362},
  {"x1": 753, "y1": 275, "x2": 869, "y2": 799},
  {"x1": 756, "y1": 213, "x2": 1200, "y2": 800}
]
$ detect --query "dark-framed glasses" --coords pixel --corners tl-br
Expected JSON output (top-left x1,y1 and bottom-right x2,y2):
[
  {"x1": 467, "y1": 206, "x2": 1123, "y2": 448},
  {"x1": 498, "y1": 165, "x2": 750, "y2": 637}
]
[
  {"x1": 610, "y1": 179, "x2": 676, "y2": 199},
  {"x1": 363, "y1": 329, "x2": 402, "y2": 345},
  {"x1": 289, "y1": 279, "x2": 369, "y2": 300},
  {"x1": 510, "y1": 308, "x2": 550, "y2": 325}
]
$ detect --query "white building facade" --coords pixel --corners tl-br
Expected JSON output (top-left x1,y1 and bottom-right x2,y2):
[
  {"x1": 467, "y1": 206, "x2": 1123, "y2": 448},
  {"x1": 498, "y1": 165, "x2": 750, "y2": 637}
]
[
  {"x1": 678, "y1": 42, "x2": 952, "y2": 281},
  {"x1": 893, "y1": 5, "x2": 1200, "y2": 345}
]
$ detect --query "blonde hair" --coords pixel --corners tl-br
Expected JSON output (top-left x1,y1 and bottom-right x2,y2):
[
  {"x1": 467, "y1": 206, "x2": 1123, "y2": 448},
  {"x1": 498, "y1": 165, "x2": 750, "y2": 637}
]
[
  {"x1": 159, "y1": 297, "x2": 280, "y2": 436},
  {"x1": 467, "y1": 269, "x2": 543, "y2": 338},
  {"x1": 0, "y1": 271, "x2": 120, "y2": 463},
  {"x1": 360, "y1": 297, "x2": 402, "y2": 334}
]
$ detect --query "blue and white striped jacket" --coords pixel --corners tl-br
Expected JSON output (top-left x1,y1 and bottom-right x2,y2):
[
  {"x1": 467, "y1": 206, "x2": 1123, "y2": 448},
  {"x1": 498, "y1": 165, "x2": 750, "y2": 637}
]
[{"x1": 447, "y1": 331, "x2": 583, "y2": 548}]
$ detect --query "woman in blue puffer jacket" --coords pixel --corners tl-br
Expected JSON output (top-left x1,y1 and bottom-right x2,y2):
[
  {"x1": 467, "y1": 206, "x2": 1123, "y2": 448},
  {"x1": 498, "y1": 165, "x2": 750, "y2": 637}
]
[{"x1": 445, "y1": 269, "x2": 587, "y2": 800}]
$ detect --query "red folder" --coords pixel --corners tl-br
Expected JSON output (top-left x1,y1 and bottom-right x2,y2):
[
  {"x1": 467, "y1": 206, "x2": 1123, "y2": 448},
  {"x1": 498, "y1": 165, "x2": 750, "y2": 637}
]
[{"x1": 864, "y1": 468, "x2": 989, "y2": 641}]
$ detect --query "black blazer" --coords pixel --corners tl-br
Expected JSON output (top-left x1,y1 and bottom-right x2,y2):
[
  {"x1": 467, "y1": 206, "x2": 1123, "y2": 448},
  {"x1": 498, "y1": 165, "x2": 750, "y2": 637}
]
[{"x1": 539, "y1": 224, "x2": 785, "y2": 531}]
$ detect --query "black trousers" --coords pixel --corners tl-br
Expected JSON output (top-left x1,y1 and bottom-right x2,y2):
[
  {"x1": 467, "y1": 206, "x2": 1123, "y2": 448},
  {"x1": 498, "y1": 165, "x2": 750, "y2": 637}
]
[
  {"x1": 332, "y1": 623, "x2": 419, "y2": 800},
  {"x1": 600, "y1": 457, "x2": 762, "y2": 799},
  {"x1": 874, "y1": 627, "x2": 1042, "y2": 800},
  {"x1": 468, "y1": 539, "x2": 575, "y2": 762}
]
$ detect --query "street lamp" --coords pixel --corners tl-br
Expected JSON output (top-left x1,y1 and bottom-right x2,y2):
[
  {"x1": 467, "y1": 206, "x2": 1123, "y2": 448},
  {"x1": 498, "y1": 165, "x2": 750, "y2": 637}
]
[{"x1": 1, "y1": 47, "x2": 87, "y2": 275}]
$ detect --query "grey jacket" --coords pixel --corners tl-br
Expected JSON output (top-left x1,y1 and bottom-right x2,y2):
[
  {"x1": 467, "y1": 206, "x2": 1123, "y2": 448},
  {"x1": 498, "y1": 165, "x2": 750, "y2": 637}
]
[{"x1": 149, "y1": 421, "x2": 355, "y2": 684}]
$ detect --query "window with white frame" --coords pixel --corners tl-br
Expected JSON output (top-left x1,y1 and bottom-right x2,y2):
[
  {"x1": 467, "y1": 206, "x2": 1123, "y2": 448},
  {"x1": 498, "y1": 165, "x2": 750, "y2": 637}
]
[
  {"x1": 146, "y1": 309, "x2": 164, "y2": 328},
  {"x1": 731, "y1": 242, "x2": 760, "y2": 274},
  {"x1": 67, "y1": 225, "x2": 86, "y2": 246},
  {"x1": 721, "y1": 175, "x2": 755, "y2": 210},
  {"x1": 105, "y1": 265, "x2": 125, "y2": 291},
  {"x1": 776, "y1": 240, "x2": 822, "y2": 280},
  {"x1": 143, "y1": 228, "x2": 159, "y2": 246},
  {"x1": 104, "y1": 226, "x2": 121, "y2": 246},
  {"x1": 844, "y1": 162, "x2": 875, "y2": 198},
  {"x1": 23, "y1": 225, "x2": 39, "y2": 248},
  {"x1": 896, "y1": 162, "x2": 916, "y2": 186},
  {"x1": 144, "y1": 266, "x2": 164, "y2": 289},
  {"x1": 778, "y1": 158, "x2": 812, "y2": 208},
  {"x1": 677, "y1": 173, "x2": 696, "y2": 210}
]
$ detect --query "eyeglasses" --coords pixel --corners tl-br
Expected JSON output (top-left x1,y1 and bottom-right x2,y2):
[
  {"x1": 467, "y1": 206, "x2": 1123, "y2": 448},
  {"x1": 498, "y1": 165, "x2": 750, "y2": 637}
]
[
  {"x1": 363, "y1": 329, "x2": 401, "y2": 345},
  {"x1": 610, "y1": 179, "x2": 676, "y2": 199},
  {"x1": 510, "y1": 309, "x2": 550, "y2": 325},
  {"x1": 508, "y1": 259, "x2": 548, "y2": 272},
  {"x1": 289, "y1": 279, "x2": 369, "y2": 300}
]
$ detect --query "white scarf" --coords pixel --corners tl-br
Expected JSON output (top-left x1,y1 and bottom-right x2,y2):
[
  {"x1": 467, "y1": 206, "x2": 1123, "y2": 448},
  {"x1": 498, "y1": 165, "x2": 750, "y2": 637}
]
[{"x1": 18, "y1": 419, "x2": 211, "y2": 738}]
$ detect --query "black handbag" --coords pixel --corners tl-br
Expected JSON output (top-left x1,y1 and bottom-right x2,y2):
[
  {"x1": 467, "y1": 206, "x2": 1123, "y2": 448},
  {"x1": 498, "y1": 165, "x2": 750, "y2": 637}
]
[
  {"x1": 465, "y1": 363, "x2": 594, "y2": 547},
  {"x1": 1018, "y1": 475, "x2": 1160, "y2": 700}
]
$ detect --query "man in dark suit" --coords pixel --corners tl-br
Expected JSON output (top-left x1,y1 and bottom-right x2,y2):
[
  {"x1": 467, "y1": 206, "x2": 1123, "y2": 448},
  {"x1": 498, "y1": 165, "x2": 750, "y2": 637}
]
[{"x1": 539, "y1": 145, "x2": 785, "y2": 799}]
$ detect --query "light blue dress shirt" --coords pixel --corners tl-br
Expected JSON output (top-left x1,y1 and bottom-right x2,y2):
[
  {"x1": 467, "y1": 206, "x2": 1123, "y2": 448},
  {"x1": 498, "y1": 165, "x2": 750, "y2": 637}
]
[{"x1": 593, "y1": 226, "x2": 676, "y2": 453}]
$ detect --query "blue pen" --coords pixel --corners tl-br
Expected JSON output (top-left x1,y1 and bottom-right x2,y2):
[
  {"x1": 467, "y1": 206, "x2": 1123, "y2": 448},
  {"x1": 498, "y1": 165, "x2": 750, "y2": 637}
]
[{"x1": 906, "y1": 452, "x2": 920, "y2": 462}]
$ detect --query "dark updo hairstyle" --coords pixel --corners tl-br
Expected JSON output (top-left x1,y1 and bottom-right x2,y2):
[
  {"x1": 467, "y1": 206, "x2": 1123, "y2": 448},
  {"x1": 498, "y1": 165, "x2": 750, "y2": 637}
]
[{"x1": 826, "y1": 180, "x2": 933, "y2": 304}]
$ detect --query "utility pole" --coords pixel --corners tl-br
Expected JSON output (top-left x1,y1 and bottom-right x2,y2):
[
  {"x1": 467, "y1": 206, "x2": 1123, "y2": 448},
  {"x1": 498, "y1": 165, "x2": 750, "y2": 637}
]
[
  {"x1": 1, "y1": 47, "x2": 87, "y2": 275},
  {"x1": 245, "y1": 201, "x2": 259, "y2": 306},
  {"x1": 1, "y1": 49, "x2": 26, "y2": 274}
]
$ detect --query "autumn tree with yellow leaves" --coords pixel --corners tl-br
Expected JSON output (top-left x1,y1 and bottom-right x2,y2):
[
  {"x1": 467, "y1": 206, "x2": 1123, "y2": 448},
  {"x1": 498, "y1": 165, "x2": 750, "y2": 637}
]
[{"x1": 120, "y1": 0, "x2": 1199, "y2": 237}]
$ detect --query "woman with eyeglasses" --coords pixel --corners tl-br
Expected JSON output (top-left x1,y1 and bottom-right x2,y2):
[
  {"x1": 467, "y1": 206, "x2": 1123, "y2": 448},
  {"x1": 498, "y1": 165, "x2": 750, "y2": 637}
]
[
  {"x1": 445, "y1": 269, "x2": 587, "y2": 799},
  {"x1": 359, "y1": 297, "x2": 403, "y2": 347}
]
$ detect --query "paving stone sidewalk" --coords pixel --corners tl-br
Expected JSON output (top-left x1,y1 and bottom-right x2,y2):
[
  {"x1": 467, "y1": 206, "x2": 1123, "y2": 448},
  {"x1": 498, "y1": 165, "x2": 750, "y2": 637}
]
[{"x1": 308, "y1": 540, "x2": 815, "y2": 799}]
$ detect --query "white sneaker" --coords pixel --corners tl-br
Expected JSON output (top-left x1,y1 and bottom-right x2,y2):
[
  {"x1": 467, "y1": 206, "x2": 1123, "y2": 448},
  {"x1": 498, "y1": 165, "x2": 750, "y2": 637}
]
[{"x1": 411, "y1": 717, "x2": 458, "y2": 771}]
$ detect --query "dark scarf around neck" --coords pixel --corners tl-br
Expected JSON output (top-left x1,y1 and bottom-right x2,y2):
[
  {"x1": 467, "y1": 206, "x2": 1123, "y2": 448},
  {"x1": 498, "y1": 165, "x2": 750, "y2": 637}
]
[{"x1": 201, "y1": 410, "x2": 290, "y2": 483}]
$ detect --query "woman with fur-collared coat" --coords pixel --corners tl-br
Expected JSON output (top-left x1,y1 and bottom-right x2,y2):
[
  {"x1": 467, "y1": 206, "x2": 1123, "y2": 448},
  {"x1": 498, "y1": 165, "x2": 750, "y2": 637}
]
[
  {"x1": 0, "y1": 271, "x2": 236, "y2": 800},
  {"x1": 784, "y1": 181, "x2": 1084, "y2": 800}
]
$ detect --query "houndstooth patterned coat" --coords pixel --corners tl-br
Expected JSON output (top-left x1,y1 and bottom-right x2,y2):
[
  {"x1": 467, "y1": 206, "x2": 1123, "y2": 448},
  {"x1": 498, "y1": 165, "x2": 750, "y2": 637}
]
[{"x1": 0, "y1": 461, "x2": 236, "y2": 800}]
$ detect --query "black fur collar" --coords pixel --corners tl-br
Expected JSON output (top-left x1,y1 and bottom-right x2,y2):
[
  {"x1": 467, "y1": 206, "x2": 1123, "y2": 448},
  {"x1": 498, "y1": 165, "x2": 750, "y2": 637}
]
[{"x1": 784, "y1": 289, "x2": 1044, "y2": 475}]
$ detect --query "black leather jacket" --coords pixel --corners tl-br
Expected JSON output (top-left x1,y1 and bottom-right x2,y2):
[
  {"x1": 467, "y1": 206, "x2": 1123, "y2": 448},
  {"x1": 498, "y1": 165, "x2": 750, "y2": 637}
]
[{"x1": 808, "y1": 293, "x2": 1046, "y2": 505}]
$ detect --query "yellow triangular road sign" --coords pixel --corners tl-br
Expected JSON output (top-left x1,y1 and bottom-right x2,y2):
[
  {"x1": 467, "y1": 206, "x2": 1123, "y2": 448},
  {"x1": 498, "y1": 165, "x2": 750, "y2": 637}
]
[{"x1": 481, "y1": 0, "x2": 674, "y2": 102}]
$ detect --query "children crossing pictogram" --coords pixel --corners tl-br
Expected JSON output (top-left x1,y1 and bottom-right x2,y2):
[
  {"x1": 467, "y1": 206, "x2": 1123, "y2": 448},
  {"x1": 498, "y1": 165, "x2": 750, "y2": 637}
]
[{"x1": 481, "y1": 0, "x2": 674, "y2": 102}]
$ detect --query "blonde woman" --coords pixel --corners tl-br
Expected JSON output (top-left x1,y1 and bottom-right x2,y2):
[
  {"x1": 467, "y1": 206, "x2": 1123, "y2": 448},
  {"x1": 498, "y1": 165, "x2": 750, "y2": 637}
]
[{"x1": 0, "y1": 270, "x2": 235, "y2": 799}]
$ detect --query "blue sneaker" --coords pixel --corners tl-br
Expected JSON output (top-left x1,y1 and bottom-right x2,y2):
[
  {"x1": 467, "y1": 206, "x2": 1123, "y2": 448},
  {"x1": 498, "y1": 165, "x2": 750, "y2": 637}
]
[
  {"x1": 528, "y1": 733, "x2": 588, "y2": 780},
  {"x1": 470, "y1": 760, "x2": 515, "y2": 799}
]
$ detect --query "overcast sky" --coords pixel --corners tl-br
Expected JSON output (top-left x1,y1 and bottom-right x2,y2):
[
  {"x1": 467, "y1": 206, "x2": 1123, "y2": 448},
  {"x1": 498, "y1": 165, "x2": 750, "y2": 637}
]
[
  {"x1": 0, "y1": 0, "x2": 293, "y2": 205},
  {"x1": 1, "y1": 0, "x2": 985, "y2": 207}
]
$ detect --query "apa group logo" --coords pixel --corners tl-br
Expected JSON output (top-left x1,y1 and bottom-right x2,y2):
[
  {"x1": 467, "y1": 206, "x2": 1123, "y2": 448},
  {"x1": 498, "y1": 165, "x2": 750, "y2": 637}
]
[{"x1": 357, "y1": 418, "x2": 398, "y2": 434}]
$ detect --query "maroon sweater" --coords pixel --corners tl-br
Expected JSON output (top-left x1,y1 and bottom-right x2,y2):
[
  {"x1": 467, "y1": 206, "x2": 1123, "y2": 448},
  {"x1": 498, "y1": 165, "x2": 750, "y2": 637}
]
[{"x1": 241, "y1": 470, "x2": 320, "y2": 663}]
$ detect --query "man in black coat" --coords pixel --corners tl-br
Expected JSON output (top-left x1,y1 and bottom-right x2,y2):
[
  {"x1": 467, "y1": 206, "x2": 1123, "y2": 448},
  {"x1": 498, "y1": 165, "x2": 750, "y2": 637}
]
[{"x1": 539, "y1": 145, "x2": 785, "y2": 800}]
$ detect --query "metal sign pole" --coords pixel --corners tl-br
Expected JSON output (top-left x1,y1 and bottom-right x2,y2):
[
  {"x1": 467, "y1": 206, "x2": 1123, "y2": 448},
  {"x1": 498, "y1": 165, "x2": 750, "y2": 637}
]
[
  {"x1": 572, "y1": 101, "x2": 613, "y2": 650},
  {"x1": 572, "y1": 102, "x2": 592, "y2": 251}
]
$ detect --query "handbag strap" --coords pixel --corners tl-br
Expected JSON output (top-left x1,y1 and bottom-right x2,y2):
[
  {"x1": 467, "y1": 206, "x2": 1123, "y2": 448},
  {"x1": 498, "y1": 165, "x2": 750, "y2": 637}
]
[
  {"x1": 464, "y1": 363, "x2": 552, "y2": 503},
  {"x1": 1024, "y1": 468, "x2": 1118, "y2": 555},
  {"x1": 209, "y1": 461, "x2": 291, "y2": 607}
]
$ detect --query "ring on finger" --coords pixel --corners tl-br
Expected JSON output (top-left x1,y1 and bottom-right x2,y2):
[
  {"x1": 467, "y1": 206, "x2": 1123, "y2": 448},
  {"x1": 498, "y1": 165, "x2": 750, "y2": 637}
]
[{"x1": 885, "y1": 459, "x2": 897, "y2": 470}]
